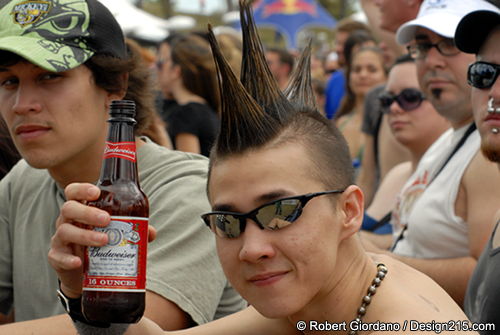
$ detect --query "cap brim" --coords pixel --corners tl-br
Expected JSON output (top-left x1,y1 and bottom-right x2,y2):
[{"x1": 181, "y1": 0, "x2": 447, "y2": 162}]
[
  {"x1": 455, "y1": 10, "x2": 500, "y2": 54},
  {"x1": 0, "y1": 36, "x2": 94, "y2": 72},
  {"x1": 396, "y1": 12, "x2": 461, "y2": 45}
]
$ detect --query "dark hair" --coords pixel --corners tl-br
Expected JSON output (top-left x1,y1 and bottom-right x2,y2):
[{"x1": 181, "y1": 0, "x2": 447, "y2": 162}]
[
  {"x1": 206, "y1": 0, "x2": 354, "y2": 191},
  {"x1": 343, "y1": 30, "x2": 377, "y2": 67},
  {"x1": 0, "y1": 44, "x2": 155, "y2": 136},
  {"x1": 266, "y1": 47, "x2": 295, "y2": 71},
  {"x1": 335, "y1": 46, "x2": 386, "y2": 120},
  {"x1": 161, "y1": 33, "x2": 220, "y2": 114},
  {"x1": 392, "y1": 53, "x2": 414, "y2": 67},
  {"x1": 0, "y1": 51, "x2": 21, "y2": 67},
  {"x1": 85, "y1": 40, "x2": 155, "y2": 135},
  {"x1": 0, "y1": 119, "x2": 21, "y2": 179}
]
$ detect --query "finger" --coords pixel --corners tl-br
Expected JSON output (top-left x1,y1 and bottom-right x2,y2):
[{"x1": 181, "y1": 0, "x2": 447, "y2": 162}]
[
  {"x1": 64, "y1": 182, "x2": 101, "y2": 202},
  {"x1": 59, "y1": 200, "x2": 110, "y2": 229},
  {"x1": 148, "y1": 226, "x2": 157, "y2": 242},
  {"x1": 47, "y1": 244, "x2": 85, "y2": 298},
  {"x1": 52, "y1": 222, "x2": 108, "y2": 250},
  {"x1": 48, "y1": 242, "x2": 83, "y2": 272}
]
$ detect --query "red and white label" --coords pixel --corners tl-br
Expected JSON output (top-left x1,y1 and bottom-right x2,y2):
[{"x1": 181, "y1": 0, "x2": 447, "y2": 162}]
[
  {"x1": 103, "y1": 142, "x2": 137, "y2": 162},
  {"x1": 83, "y1": 216, "x2": 148, "y2": 292}
]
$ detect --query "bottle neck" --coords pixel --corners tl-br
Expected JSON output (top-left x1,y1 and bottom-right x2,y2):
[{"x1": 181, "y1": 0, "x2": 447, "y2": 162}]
[{"x1": 98, "y1": 120, "x2": 139, "y2": 184}]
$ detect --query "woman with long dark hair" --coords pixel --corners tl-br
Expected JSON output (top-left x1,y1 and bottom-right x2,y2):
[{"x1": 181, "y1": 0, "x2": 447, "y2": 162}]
[{"x1": 156, "y1": 33, "x2": 220, "y2": 157}]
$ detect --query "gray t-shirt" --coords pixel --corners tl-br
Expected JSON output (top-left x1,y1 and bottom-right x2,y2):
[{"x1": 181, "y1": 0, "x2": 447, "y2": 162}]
[{"x1": 0, "y1": 139, "x2": 246, "y2": 324}]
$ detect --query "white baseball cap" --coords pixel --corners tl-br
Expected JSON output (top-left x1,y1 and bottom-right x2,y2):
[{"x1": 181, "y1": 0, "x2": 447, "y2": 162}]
[{"x1": 396, "y1": 0, "x2": 499, "y2": 45}]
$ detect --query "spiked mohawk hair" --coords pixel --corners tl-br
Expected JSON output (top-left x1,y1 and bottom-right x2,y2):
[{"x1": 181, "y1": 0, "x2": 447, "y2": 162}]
[{"x1": 207, "y1": 0, "x2": 354, "y2": 189}]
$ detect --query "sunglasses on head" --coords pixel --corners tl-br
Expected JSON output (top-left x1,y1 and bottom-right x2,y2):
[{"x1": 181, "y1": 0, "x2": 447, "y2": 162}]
[
  {"x1": 468, "y1": 61, "x2": 500, "y2": 89},
  {"x1": 378, "y1": 88, "x2": 426, "y2": 113},
  {"x1": 201, "y1": 190, "x2": 345, "y2": 239}
]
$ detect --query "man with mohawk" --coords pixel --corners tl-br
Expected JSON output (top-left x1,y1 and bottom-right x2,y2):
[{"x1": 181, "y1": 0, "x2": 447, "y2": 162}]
[{"x1": 50, "y1": 1, "x2": 468, "y2": 334}]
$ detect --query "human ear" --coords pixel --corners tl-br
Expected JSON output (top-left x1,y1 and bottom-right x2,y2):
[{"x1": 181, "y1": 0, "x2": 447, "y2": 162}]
[
  {"x1": 338, "y1": 185, "x2": 364, "y2": 241},
  {"x1": 105, "y1": 72, "x2": 128, "y2": 107},
  {"x1": 172, "y1": 64, "x2": 182, "y2": 81}
]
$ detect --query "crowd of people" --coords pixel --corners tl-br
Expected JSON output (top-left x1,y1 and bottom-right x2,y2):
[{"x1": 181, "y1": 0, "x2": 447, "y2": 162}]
[{"x1": 0, "y1": 0, "x2": 500, "y2": 334}]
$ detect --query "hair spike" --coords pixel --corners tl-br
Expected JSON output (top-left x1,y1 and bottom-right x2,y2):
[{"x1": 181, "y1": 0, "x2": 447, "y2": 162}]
[
  {"x1": 283, "y1": 39, "x2": 317, "y2": 111},
  {"x1": 207, "y1": 24, "x2": 279, "y2": 154},
  {"x1": 239, "y1": 0, "x2": 292, "y2": 120},
  {"x1": 206, "y1": 3, "x2": 354, "y2": 191}
]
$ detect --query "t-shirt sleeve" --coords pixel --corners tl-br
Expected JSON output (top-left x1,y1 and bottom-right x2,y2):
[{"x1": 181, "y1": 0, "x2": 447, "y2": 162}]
[
  {"x1": 138, "y1": 146, "x2": 244, "y2": 324},
  {"x1": 0, "y1": 173, "x2": 14, "y2": 314}
]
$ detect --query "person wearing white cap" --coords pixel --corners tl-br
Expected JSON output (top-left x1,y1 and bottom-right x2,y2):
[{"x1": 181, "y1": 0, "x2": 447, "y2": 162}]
[
  {"x1": 455, "y1": 2, "x2": 500, "y2": 333},
  {"x1": 50, "y1": 1, "x2": 472, "y2": 335},
  {"x1": 363, "y1": 0, "x2": 500, "y2": 306}
]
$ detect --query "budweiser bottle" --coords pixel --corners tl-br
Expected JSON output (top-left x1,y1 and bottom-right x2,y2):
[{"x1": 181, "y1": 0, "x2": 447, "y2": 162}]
[{"x1": 82, "y1": 100, "x2": 149, "y2": 323}]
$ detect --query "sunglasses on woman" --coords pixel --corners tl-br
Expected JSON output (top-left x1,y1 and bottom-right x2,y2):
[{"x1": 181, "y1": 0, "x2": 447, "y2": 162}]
[
  {"x1": 378, "y1": 88, "x2": 426, "y2": 113},
  {"x1": 201, "y1": 190, "x2": 345, "y2": 238},
  {"x1": 468, "y1": 61, "x2": 500, "y2": 89}
]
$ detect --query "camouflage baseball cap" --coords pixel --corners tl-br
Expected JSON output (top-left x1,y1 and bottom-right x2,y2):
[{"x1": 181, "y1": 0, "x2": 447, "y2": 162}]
[{"x1": 0, "y1": 0, "x2": 127, "y2": 72}]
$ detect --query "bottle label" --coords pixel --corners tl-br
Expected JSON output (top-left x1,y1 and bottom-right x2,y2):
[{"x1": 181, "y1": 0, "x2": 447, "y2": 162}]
[
  {"x1": 103, "y1": 142, "x2": 137, "y2": 162},
  {"x1": 83, "y1": 216, "x2": 148, "y2": 292}
]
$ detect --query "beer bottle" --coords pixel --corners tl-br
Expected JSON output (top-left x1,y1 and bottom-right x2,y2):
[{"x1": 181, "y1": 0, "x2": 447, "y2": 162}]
[{"x1": 82, "y1": 100, "x2": 149, "y2": 324}]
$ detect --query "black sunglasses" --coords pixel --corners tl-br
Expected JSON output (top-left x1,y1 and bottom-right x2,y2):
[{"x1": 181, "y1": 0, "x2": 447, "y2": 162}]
[
  {"x1": 468, "y1": 61, "x2": 500, "y2": 89},
  {"x1": 378, "y1": 88, "x2": 426, "y2": 113},
  {"x1": 201, "y1": 190, "x2": 345, "y2": 238}
]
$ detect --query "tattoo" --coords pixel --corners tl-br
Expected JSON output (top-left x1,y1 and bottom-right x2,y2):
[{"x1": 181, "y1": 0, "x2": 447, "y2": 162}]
[{"x1": 418, "y1": 294, "x2": 440, "y2": 312}]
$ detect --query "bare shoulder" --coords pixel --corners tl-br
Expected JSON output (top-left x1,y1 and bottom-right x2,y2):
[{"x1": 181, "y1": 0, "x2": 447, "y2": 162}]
[
  {"x1": 367, "y1": 161, "x2": 411, "y2": 219},
  {"x1": 463, "y1": 150, "x2": 500, "y2": 186},
  {"x1": 368, "y1": 255, "x2": 467, "y2": 324},
  {"x1": 455, "y1": 151, "x2": 500, "y2": 256},
  {"x1": 380, "y1": 161, "x2": 412, "y2": 187}
]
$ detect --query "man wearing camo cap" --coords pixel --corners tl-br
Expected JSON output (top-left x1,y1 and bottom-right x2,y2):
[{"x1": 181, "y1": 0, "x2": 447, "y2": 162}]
[{"x1": 0, "y1": 0, "x2": 245, "y2": 333}]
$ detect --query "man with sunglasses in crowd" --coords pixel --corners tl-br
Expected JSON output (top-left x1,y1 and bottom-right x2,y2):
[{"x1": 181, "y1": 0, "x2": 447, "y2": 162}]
[
  {"x1": 0, "y1": 0, "x2": 246, "y2": 333},
  {"x1": 363, "y1": 0, "x2": 500, "y2": 306},
  {"x1": 454, "y1": 2, "x2": 500, "y2": 333},
  {"x1": 49, "y1": 1, "x2": 471, "y2": 334}
]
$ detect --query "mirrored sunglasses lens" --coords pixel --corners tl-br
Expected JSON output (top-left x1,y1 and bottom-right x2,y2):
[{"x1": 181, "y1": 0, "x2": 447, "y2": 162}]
[
  {"x1": 257, "y1": 199, "x2": 302, "y2": 230},
  {"x1": 470, "y1": 63, "x2": 496, "y2": 88},
  {"x1": 210, "y1": 214, "x2": 242, "y2": 238}
]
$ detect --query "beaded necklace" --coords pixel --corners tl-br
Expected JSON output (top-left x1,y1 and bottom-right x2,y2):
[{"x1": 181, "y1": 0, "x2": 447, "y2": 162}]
[{"x1": 348, "y1": 263, "x2": 388, "y2": 335}]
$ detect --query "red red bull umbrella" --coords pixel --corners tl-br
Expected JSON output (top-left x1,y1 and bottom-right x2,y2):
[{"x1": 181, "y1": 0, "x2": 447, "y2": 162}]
[{"x1": 252, "y1": 0, "x2": 337, "y2": 49}]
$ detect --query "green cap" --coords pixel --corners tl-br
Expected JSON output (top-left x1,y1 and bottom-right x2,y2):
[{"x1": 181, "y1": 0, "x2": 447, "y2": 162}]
[{"x1": 0, "y1": 0, "x2": 127, "y2": 72}]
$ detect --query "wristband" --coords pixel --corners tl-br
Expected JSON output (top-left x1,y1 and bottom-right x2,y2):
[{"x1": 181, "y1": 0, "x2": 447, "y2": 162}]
[{"x1": 57, "y1": 285, "x2": 111, "y2": 328}]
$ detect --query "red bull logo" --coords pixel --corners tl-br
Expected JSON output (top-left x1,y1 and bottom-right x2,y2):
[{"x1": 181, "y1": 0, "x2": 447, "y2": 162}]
[{"x1": 262, "y1": 0, "x2": 317, "y2": 18}]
